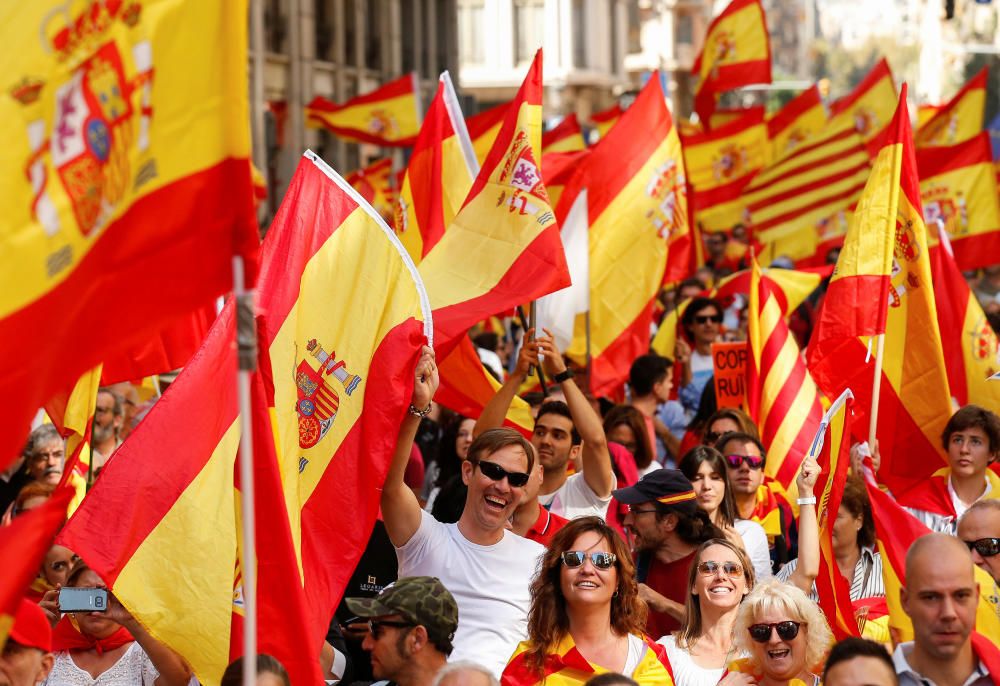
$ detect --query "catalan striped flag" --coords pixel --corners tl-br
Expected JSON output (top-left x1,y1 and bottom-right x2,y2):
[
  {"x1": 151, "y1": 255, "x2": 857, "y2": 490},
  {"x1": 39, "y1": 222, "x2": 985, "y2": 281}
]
[
  {"x1": 915, "y1": 67, "x2": 987, "y2": 148},
  {"x1": 591, "y1": 103, "x2": 623, "y2": 138},
  {"x1": 417, "y1": 50, "x2": 569, "y2": 358},
  {"x1": 828, "y1": 59, "x2": 897, "y2": 146},
  {"x1": 556, "y1": 73, "x2": 688, "y2": 396},
  {"x1": 810, "y1": 389, "x2": 860, "y2": 641},
  {"x1": 692, "y1": 0, "x2": 772, "y2": 125},
  {"x1": 917, "y1": 132, "x2": 1000, "y2": 271},
  {"x1": 347, "y1": 158, "x2": 398, "y2": 223},
  {"x1": 0, "y1": 0, "x2": 258, "y2": 472},
  {"x1": 395, "y1": 73, "x2": 477, "y2": 262},
  {"x1": 60, "y1": 152, "x2": 431, "y2": 686},
  {"x1": 306, "y1": 73, "x2": 421, "y2": 147},
  {"x1": 808, "y1": 86, "x2": 952, "y2": 497},
  {"x1": 467, "y1": 101, "x2": 510, "y2": 163},
  {"x1": 767, "y1": 86, "x2": 827, "y2": 161},
  {"x1": 543, "y1": 114, "x2": 587, "y2": 154},
  {"x1": 746, "y1": 257, "x2": 823, "y2": 490}
]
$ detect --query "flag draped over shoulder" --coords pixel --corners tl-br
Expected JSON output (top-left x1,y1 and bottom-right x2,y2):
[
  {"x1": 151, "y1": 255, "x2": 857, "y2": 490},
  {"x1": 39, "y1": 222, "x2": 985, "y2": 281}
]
[
  {"x1": 0, "y1": 0, "x2": 258, "y2": 471},
  {"x1": 828, "y1": 59, "x2": 897, "y2": 146},
  {"x1": 306, "y1": 73, "x2": 421, "y2": 147},
  {"x1": 808, "y1": 86, "x2": 952, "y2": 496},
  {"x1": 60, "y1": 152, "x2": 431, "y2": 686},
  {"x1": 543, "y1": 114, "x2": 587, "y2": 154},
  {"x1": 692, "y1": 0, "x2": 772, "y2": 124},
  {"x1": 915, "y1": 68, "x2": 987, "y2": 148},
  {"x1": 557, "y1": 74, "x2": 688, "y2": 396}
]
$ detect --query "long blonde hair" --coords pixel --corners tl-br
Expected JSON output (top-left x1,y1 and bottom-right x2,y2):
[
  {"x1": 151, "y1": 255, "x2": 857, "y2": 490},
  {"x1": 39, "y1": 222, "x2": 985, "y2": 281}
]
[{"x1": 676, "y1": 538, "x2": 755, "y2": 650}]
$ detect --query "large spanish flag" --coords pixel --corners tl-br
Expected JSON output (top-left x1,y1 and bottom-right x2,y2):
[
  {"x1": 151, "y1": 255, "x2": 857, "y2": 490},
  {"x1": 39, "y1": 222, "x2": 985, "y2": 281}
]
[
  {"x1": 915, "y1": 67, "x2": 987, "y2": 148},
  {"x1": 60, "y1": 152, "x2": 431, "y2": 686},
  {"x1": 917, "y1": 132, "x2": 1000, "y2": 271},
  {"x1": 692, "y1": 0, "x2": 772, "y2": 125},
  {"x1": 808, "y1": 86, "x2": 952, "y2": 496},
  {"x1": 557, "y1": 74, "x2": 688, "y2": 396},
  {"x1": 828, "y1": 59, "x2": 897, "y2": 146},
  {"x1": 306, "y1": 73, "x2": 421, "y2": 147},
  {"x1": 0, "y1": 1, "x2": 258, "y2": 471},
  {"x1": 543, "y1": 113, "x2": 587, "y2": 154},
  {"x1": 767, "y1": 85, "x2": 827, "y2": 161}
]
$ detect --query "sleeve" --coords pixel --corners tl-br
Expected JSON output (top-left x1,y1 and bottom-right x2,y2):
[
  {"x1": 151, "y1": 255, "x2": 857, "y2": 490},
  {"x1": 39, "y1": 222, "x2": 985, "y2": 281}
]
[
  {"x1": 569, "y1": 472, "x2": 612, "y2": 509},
  {"x1": 395, "y1": 509, "x2": 442, "y2": 575},
  {"x1": 775, "y1": 557, "x2": 797, "y2": 583},
  {"x1": 738, "y1": 520, "x2": 773, "y2": 581}
]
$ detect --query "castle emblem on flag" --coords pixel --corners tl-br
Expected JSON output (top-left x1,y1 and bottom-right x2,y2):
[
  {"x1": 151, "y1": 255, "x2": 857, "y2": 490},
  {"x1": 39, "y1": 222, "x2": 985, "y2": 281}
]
[
  {"x1": 368, "y1": 109, "x2": 399, "y2": 138},
  {"x1": 852, "y1": 108, "x2": 879, "y2": 138},
  {"x1": 889, "y1": 214, "x2": 922, "y2": 308},
  {"x1": 496, "y1": 130, "x2": 554, "y2": 227},
  {"x1": 645, "y1": 160, "x2": 687, "y2": 240},
  {"x1": 969, "y1": 316, "x2": 998, "y2": 366},
  {"x1": 295, "y1": 338, "x2": 363, "y2": 449},
  {"x1": 710, "y1": 31, "x2": 737, "y2": 75}
]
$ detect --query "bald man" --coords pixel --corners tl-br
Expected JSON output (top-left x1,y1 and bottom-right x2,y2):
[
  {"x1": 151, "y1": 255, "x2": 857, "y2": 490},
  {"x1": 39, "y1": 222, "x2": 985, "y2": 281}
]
[
  {"x1": 958, "y1": 500, "x2": 1000, "y2": 584},
  {"x1": 893, "y1": 533, "x2": 990, "y2": 686}
]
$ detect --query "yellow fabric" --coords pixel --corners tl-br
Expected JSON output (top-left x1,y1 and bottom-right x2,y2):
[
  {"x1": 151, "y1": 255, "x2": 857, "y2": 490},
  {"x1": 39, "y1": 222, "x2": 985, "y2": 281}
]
[
  {"x1": 543, "y1": 133, "x2": 586, "y2": 154},
  {"x1": 828, "y1": 73, "x2": 897, "y2": 143},
  {"x1": 696, "y1": 2, "x2": 770, "y2": 86},
  {"x1": 505, "y1": 634, "x2": 675, "y2": 686},
  {"x1": 683, "y1": 121, "x2": 769, "y2": 192},
  {"x1": 306, "y1": 91, "x2": 419, "y2": 144},
  {"x1": 62, "y1": 365, "x2": 102, "y2": 470},
  {"x1": 921, "y1": 157, "x2": 1000, "y2": 251},
  {"x1": 915, "y1": 86, "x2": 985, "y2": 148},
  {"x1": 956, "y1": 277, "x2": 1000, "y2": 408},
  {"x1": 769, "y1": 102, "x2": 827, "y2": 162},
  {"x1": 472, "y1": 122, "x2": 504, "y2": 164}
]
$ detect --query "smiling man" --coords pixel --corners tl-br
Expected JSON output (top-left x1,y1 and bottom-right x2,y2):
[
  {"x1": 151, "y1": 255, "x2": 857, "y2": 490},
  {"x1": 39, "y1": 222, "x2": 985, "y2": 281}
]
[
  {"x1": 382, "y1": 348, "x2": 544, "y2": 677},
  {"x1": 958, "y1": 500, "x2": 1000, "y2": 583}
]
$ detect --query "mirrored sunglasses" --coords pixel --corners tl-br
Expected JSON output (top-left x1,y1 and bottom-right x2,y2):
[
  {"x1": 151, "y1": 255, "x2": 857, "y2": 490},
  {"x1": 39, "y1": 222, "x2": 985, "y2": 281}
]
[{"x1": 561, "y1": 551, "x2": 617, "y2": 570}]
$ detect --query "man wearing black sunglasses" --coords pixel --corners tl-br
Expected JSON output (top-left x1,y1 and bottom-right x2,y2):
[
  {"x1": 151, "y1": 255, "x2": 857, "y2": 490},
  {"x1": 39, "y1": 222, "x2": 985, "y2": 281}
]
[
  {"x1": 676, "y1": 297, "x2": 724, "y2": 419},
  {"x1": 958, "y1": 500, "x2": 1000, "y2": 583}
]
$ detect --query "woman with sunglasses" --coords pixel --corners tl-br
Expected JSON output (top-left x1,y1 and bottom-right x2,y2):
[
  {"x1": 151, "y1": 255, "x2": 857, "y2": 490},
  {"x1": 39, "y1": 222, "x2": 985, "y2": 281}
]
[
  {"x1": 501, "y1": 517, "x2": 674, "y2": 686},
  {"x1": 678, "y1": 447, "x2": 772, "y2": 582},
  {"x1": 657, "y1": 539, "x2": 755, "y2": 686},
  {"x1": 728, "y1": 578, "x2": 833, "y2": 686}
]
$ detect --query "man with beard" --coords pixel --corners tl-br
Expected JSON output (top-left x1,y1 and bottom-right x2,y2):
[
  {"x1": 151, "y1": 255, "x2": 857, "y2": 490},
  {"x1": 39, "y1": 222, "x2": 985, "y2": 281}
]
[
  {"x1": 92, "y1": 387, "x2": 124, "y2": 469},
  {"x1": 382, "y1": 348, "x2": 544, "y2": 678}
]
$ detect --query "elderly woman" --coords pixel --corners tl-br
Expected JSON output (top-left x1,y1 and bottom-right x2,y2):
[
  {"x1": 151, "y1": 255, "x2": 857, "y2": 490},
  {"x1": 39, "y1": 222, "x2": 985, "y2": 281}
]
[
  {"x1": 728, "y1": 578, "x2": 834, "y2": 686},
  {"x1": 43, "y1": 564, "x2": 193, "y2": 685},
  {"x1": 501, "y1": 517, "x2": 673, "y2": 686},
  {"x1": 658, "y1": 539, "x2": 755, "y2": 686}
]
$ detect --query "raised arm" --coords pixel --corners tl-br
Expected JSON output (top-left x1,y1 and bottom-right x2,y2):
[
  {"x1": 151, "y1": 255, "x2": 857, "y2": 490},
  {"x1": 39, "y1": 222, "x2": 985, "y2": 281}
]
[
  {"x1": 473, "y1": 332, "x2": 539, "y2": 437},
  {"x1": 381, "y1": 346, "x2": 439, "y2": 548},
  {"x1": 537, "y1": 330, "x2": 614, "y2": 499},
  {"x1": 786, "y1": 453, "x2": 820, "y2": 592}
]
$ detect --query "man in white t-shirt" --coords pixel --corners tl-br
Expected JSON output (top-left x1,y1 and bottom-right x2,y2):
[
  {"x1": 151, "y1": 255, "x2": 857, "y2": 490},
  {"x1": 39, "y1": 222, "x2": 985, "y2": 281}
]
[
  {"x1": 474, "y1": 328, "x2": 614, "y2": 520},
  {"x1": 382, "y1": 347, "x2": 545, "y2": 677}
]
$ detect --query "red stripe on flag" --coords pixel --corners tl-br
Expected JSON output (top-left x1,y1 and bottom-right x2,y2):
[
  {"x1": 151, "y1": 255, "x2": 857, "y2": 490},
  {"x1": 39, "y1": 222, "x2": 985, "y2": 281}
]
[
  {"x1": 767, "y1": 86, "x2": 822, "y2": 138},
  {"x1": 747, "y1": 147, "x2": 867, "y2": 201},
  {"x1": 751, "y1": 181, "x2": 869, "y2": 233},
  {"x1": 589, "y1": 301, "x2": 656, "y2": 398}
]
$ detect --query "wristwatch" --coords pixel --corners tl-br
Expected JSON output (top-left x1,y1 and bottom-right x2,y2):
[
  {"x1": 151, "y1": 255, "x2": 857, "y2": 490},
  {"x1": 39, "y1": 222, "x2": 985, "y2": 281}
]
[{"x1": 553, "y1": 369, "x2": 574, "y2": 384}]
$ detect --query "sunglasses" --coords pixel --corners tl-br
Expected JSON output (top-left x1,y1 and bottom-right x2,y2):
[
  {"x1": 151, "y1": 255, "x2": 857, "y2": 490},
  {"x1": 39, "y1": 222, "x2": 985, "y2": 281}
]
[
  {"x1": 368, "y1": 619, "x2": 414, "y2": 639},
  {"x1": 697, "y1": 560, "x2": 744, "y2": 578},
  {"x1": 966, "y1": 537, "x2": 1000, "y2": 557},
  {"x1": 693, "y1": 314, "x2": 723, "y2": 325},
  {"x1": 475, "y1": 460, "x2": 530, "y2": 487},
  {"x1": 561, "y1": 551, "x2": 617, "y2": 570},
  {"x1": 748, "y1": 621, "x2": 802, "y2": 643},
  {"x1": 725, "y1": 454, "x2": 764, "y2": 470}
]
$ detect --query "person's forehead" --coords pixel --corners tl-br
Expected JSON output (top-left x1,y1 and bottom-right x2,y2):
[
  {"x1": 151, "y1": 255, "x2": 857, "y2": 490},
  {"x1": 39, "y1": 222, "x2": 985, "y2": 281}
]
[
  {"x1": 908, "y1": 558, "x2": 975, "y2": 592},
  {"x1": 701, "y1": 543, "x2": 739, "y2": 562},
  {"x1": 825, "y1": 656, "x2": 896, "y2": 686},
  {"x1": 722, "y1": 440, "x2": 760, "y2": 458},
  {"x1": 483, "y1": 444, "x2": 529, "y2": 468},
  {"x1": 959, "y1": 508, "x2": 1000, "y2": 538},
  {"x1": 951, "y1": 426, "x2": 989, "y2": 441},
  {"x1": 692, "y1": 303, "x2": 720, "y2": 317},
  {"x1": 536, "y1": 413, "x2": 573, "y2": 432}
]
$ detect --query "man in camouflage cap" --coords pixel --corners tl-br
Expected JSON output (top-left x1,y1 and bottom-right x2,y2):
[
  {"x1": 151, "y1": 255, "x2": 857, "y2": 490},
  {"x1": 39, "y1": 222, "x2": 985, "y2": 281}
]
[{"x1": 346, "y1": 576, "x2": 459, "y2": 686}]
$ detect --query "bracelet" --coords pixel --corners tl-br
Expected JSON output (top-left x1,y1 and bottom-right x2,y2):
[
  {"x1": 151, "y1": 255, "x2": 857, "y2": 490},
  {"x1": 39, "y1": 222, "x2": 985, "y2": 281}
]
[
  {"x1": 553, "y1": 369, "x2": 574, "y2": 383},
  {"x1": 408, "y1": 403, "x2": 432, "y2": 418},
  {"x1": 796, "y1": 496, "x2": 817, "y2": 506}
]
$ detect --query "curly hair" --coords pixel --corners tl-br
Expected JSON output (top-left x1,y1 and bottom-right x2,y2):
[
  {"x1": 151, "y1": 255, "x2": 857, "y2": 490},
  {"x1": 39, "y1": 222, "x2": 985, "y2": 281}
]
[
  {"x1": 678, "y1": 446, "x2": 739, "y2": 528},
  {"x1": 603, "y1": 405, "x2": 654, "y2": 469},
  {"x1": 676, "y1": 538, "x2": 756, "y2": 650},
  {"x1": 523, "y1": 517, "x2": 646, "y2": 674},
  {"x1": 734, "y1": 578, "x2": 834, "y2": 674}
]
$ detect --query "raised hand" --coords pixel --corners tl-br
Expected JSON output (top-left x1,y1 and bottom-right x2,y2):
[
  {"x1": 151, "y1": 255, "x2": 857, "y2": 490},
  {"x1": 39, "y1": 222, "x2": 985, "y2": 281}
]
[{"x1": 412, "y1": 345, "x2": 439, "y2": 411}]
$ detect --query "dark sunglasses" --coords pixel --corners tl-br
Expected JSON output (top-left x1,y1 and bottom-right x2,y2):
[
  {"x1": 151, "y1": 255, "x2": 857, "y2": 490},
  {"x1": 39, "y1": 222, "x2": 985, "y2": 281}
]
[
  {"x1": 725, "y1": 453, "x2": 764, "y2": 470},
  {"x1": 697, "y1": 560, "x2": 744, "y2": 578},
  {"x1": 748, "y1": 621, "x2": 802, "y2": 643},
  {"x1": 475, "y1": 460, "x2": 530, "y2": 487},
  {"x1": 693, "y1": 314, "x2": 723, "y2": 325},
  {"x1": 966, "y1": 538, "x2": 1000, "y2": 557},
  {"x1": 368, "y1": 619, "x2": 414, "y2": 639},
  {"x1": 561, "y1": 551, "x2": 617, "y2": 570}
]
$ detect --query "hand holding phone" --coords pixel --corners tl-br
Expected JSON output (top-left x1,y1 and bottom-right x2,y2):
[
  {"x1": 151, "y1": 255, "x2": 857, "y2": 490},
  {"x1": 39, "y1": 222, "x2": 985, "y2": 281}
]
[{"x1": 58, "y1": 587, "x2": 109, "y2": 613}]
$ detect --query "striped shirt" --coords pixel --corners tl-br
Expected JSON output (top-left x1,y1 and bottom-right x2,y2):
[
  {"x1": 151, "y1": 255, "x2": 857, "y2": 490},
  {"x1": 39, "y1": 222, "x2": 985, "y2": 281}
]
[{"x1": 776, "y1": 546, "x2": 885, "y2": 601}]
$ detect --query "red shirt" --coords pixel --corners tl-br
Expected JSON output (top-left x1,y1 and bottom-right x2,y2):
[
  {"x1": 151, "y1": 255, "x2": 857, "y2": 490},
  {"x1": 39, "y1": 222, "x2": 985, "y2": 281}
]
[
  {"x1": 525, "y1": 504, "x2": 569, "y2": 546},
  {"x1": 642, "y1": 550, "x2": 696, "y2": 640}
]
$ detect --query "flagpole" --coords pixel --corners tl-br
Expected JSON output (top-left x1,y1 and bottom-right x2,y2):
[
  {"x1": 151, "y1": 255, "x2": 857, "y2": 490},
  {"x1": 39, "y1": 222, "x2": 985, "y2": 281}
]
[
  {"x1": 868, "y1": 333, "x2": 885, "y2": 448},
  {"x1": 233, "y1": 256, "x2": 258, "y2": 686}
]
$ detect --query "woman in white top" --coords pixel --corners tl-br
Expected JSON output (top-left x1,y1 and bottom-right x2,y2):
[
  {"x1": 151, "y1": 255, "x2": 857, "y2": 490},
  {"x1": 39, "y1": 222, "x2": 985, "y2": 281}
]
[
  {"x1": 678, "y1": 446, "x2": 772, "y2": 581},
  {"x1": 657, "y1": 538, "x2": 756, "y2": 686}
]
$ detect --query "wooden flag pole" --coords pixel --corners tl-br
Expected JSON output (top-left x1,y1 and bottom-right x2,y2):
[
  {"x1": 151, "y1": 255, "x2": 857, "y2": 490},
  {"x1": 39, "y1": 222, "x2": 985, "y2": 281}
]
[{"x1": 868, "y1": 333, "x2": 885, "y2": 448}]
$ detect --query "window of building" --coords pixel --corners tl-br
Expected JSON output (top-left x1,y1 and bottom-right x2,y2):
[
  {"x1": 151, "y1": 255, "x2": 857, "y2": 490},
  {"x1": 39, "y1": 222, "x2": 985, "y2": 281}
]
[
  {"x1": 676, "y1": 12, "x2": 693, "y2": 45},
  {"x1": 344, "y1": 0, "x2": 358, "y2": 65},
  {"x1": 365, "y1": 2, "x2": 383, "y2": 71},
  {"x1": 402, "y1": 1, "x2": 418, "y2": 72},
  {"x1": 514, "y1": 0, "x2": 545, "y2": 65},
  {"x1": 458, "y1": 0, "x2": 485, "y2": 64},
  {"x1": 314, "y1": 0, "x2": 334, "y2": 61},
  {"x1": 573, "y1": 0, "x2": 587, "y2": 68},
  {"x1": 264, "y1": 0, "x2": 287, "y2": 54}
]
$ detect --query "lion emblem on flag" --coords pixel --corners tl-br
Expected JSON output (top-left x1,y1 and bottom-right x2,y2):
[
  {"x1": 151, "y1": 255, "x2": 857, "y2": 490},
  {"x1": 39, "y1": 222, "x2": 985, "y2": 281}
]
[
  {"x1": 923, "y1": 186, "x2": 969, "y2": 237},
  {"x1": 295, "y1": 338, "x2": 362, "y2": 449},
  {"x1": 853, "y1": 108, "x2": 879, "y2": 138},
  {"x1": 496, "y1": 130, "x2": 554, "y2": 227}
]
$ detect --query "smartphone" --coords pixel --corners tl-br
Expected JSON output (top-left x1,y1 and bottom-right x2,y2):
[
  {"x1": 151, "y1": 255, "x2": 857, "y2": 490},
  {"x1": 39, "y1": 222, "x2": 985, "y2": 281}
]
[{"x1": 58, "y1": 587, "x2": 109, "y2": 613}]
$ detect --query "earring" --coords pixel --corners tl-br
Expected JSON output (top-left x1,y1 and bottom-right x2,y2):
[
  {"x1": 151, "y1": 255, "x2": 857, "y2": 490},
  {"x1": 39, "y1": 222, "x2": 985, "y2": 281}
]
[{"x1": 613, "y1": 589, "x2": 619, "y2": 598}]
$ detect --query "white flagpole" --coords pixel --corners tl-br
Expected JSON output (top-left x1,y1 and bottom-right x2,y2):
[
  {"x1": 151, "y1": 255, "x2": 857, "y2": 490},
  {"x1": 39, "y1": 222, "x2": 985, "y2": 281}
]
[{"x1": 868, "y1": 333, "x2": 885, "y2": 448}]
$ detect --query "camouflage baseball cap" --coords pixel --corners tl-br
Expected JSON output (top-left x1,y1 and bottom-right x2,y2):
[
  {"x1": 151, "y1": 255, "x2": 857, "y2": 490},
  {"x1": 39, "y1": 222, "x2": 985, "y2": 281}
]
[{"x1": 345, "y1": 576, "x2": 458, "y2": 651}]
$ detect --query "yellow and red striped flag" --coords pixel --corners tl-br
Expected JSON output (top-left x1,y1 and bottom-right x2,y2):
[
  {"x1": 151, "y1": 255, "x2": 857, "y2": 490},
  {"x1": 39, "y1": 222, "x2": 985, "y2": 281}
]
[
  {"x1": 556, "y1": 74, "x2": 689, "y2": 396},
  {"x1": 746, "y1": 257, "x2": 823, "y2": 490},
  {"x1": 347, "y1": 158, "x2": 398, "y2": 222},
  {"x1": 395, "y1": 73, "x2": 477, "y2": 262},
  {"x1": 306, "y1": 73, "x2": 421, "y2": 147},
  {"x1": 0, "y1": 0, "x2": 258, "y2": 472},
  {"x1": 543, "y1": 113, "x2": 587, "y2": 154},
  {"x1": 917, "y1": 132, "x2": 1000, "y2": 271},
  {"x1": 60, "y1": 152, "x2": 432, "y2": 686},
  {"x1": 828, "y1": 59, "x2": 897, "y2": 146},
  {"x1": 915, "y1": 67, "x2": 987, "y2": 148},
  {"x1": 767, "y1": 85, "x2": 827, "y2": 161},
  {"x1": 692, "y1": 0, "x2": 772, "y2": 125},
  {"x1": 591, "y1": 103, "x2": 623, "y2": 138},
  {"x1": 808, "y1": 86, "x2": 952, "y2": 497},
  {"x1": 466, "y1": 101, "x2": 510, "y2": 163}
]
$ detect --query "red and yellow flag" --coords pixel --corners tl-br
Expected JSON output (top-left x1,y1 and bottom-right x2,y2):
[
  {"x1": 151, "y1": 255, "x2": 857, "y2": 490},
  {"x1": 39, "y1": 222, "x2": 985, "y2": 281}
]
[
  {"x1": 767, "y1": 85, "x2": 827, "y2": 161},
  {"x1": 808, "y1": 86, "x2": 952, "y2": 497},
  {"x1": 466, "y1": 101, "x2": 510, "y2": 163},
  {"x1": 915, "y1": 67, "x2": 987, "y2": 148},
  {"x1": 557, "y1": 74, "x2": 689, "y2": 396},
  {"x1": 828, "y1": 59, "x2": 897, "y2": 146},
  {"x1": 692, "y1": 0, "x2": 772, "y2": 124},
  {"x1": 306, "y1": 73, "x2": 420, "y2": 147},
  {"x1": 347, "y1": 158, "x2": 398, "y2": 223},
  {"x1": 0, "y1": 1, "x2": 258, "y2": 472},
  {"x1": 543, "y1": 113, "x2": 587, "y2": 154},
  {"x1": 917, "y1": 132, "x2": 1000, "y2": 271},
  {"x1": 591, "y1": 103, "x2": 623, "y2": 138},
  {"x1": 60, "y1": 153, "x2": 431, "y2": 686},
  {"x1": 542, "y1": 149, "x2": 590, "y2": 211}
]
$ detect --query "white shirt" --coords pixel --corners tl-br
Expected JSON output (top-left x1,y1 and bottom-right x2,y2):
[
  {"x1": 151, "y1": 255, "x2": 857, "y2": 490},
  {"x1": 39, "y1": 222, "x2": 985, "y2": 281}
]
[
  {"x1": 893, "y1": 641, "x2": 991, "y2": 686},
  {"x1": 656, "y1": 635, "x2": 725, "y2": 686},
  {"x1": 395, "y1": 510, "x2": 545, "y2": 677},
  {"x1": 950, "y1": 476, "x2": 992, "y2": 523},
  {"x1": 734, "y1": 518, "x2": 773, "y2": 581},
  {"x1": 538, "y1": 471, "x2": 612, "y2": 520},
  {"x1": 45, "y1": 643, "x2": 158, "y2": 686}
]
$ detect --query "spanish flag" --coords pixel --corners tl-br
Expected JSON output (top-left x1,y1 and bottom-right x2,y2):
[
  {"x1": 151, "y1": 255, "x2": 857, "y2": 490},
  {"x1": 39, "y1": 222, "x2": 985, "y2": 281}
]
[
  {"x1": 692, "y1": 0, "x2": 772, "y2": 125},
  {"x1": 558, "y1": 74, "x2": 688, "y2": 396},
  {"x1": 502, "y1": 634, "x2": 675, "y2": 686},
  {"x1": 306, "y1": 73, "x2": 421, "y2": 147},
  {"x1": 60, "y1": 152, "x2": 431, "y2": 686},
  {"x1": 0, "y1": 0, "x2": 258, "y2": 472},
  {"x1": 467, "y1": 101, "x2": 510, "y2": 163},
  {"x1": 828, "y1": 59, "x2": 897, "y2": 146},
  {"x1": 808, "y1": 86, "x2": 952, "y2": 497},
  {"x1": 767, "y1": 85, "x2": 827, "y2": 161},
  {"x1": 543, "y1": 149, "x2": 590, "y2": 211},
  {"x1": 917, "y1": 132, "x2": 1000, "y2": 271},
  {"x1": 915, "y1": 67, "x2": 987, "y2": 148},
  {"x1": 543, "y1": 114, "x2": 587, "y2": 154},
  {"x1": 347, "y1": 157, "x2": 398, "y2": 223},
  {"x1": 591, "y1": 103, "x2": 623, "y2": 138}
]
